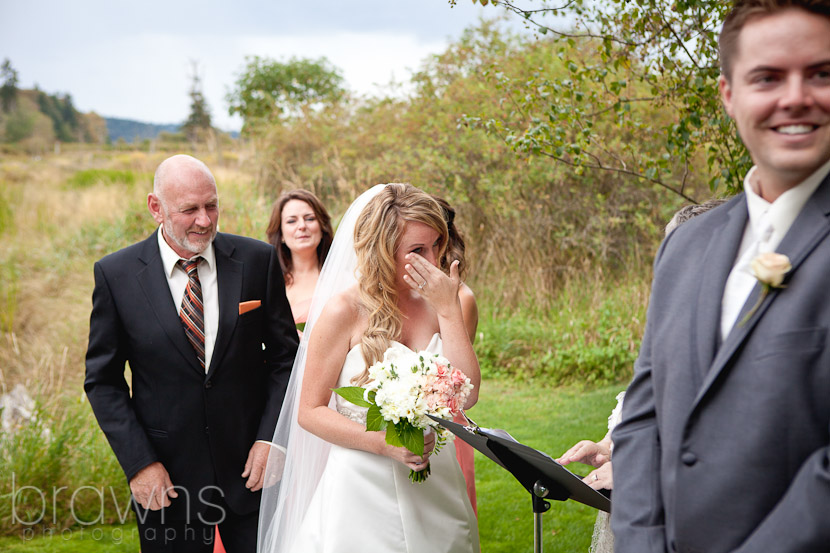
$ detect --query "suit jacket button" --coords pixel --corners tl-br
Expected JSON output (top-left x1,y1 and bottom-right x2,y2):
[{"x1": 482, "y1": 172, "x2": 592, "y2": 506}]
[
  {"x1": 205, "y1": 380, "x2": 213, "y2": 389},
  {"x1": 681, "y1": 452, "x2": 697, "y2": 466}
]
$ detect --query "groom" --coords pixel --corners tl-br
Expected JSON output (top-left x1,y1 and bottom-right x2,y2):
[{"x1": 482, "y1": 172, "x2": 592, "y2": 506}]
[
  {"x1": 611, "y1": 1, "x2": 830, "y2": 552},
  {"x1": 85, "y1": 154, "x2": 298, "y2": 552}
]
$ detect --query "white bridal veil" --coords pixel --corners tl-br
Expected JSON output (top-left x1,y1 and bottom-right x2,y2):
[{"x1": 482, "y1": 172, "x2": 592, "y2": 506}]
[{"x1": 257, "y1": 184, "x2": 387, "y2": 553}]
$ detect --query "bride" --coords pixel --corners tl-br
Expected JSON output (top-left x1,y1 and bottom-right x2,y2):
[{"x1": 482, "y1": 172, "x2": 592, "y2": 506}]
[{"x1": 258, "y1": 183, "x2": 481, "y2": 553}]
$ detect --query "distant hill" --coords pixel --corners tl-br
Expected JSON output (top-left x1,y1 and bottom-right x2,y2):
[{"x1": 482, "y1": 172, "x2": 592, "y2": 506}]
[
  {"x1": 0, "y1": 85, "x2": 237, "y2": 150},
  {"x1": 105, "y1": 118, "x2": 239, "y2": 142},
  {"x1": 105, "y1": 118, "x2": 181, "y2": 142},
  {"x1": 0, "y1": 88, "x2": 107, "y2": 151}
]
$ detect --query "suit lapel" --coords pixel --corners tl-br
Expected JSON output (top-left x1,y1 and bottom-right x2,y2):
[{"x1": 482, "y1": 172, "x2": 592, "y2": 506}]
[
  {"x1": 693, "y1": 198, "x2": 747, "y2": 379},
  {"x1": 136, "y1": 231, "x2": 204, "y2": 375},
  {"x1": 208, "y1": 233, "x2": 242, "y2": 379},
  {"x1": 694, "y1": 174, "x2": 830, "y2": 407}
]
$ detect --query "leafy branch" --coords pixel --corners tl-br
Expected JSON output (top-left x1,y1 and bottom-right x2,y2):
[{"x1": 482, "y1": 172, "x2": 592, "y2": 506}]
[{"x1": 451, "y1": 0, "x2": 749, "y2": 199}]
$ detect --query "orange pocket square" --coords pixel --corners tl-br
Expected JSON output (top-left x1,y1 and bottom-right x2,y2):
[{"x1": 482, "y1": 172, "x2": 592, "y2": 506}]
[{"x1": 239, "y1": 300, "x2": 261, "y2": 315}]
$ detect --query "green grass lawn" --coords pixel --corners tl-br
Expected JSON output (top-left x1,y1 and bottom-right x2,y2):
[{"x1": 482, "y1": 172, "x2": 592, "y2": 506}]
[
  {"x1": 0, "y1": 524, "x2": 140, "y2": 552},
  {"x1": 0, "y1": 379, "x2": 623, "y2": 552},
  {"x1": 471, "y1": 380, "x2": 621, "y2": 553}
]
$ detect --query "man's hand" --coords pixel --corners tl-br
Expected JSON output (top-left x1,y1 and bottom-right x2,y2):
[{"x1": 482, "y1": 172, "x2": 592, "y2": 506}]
[
  {"x1": 242, "y1": 441, "x2": 271, "y2": 492},
  {"x1": 129, "y1": 462, "x2": 177, "y2": 510}
]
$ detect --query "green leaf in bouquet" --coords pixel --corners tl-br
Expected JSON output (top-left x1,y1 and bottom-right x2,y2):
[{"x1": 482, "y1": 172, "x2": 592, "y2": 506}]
[
  {"x1": 385, "y1": 426, "x2": 403, "y2": 447},
  {"x1": 295, "y1": 322, "x2": 306, "y2": 332},
  {"x1": 331, "y1": 386, "x2": 371, "y2": 408},
  {"x1": 366, "y1": 404, "x2": 387, "y2": 432},
  {"x1": 397, "y1": 421, "x2": 425, "y2": 456}
]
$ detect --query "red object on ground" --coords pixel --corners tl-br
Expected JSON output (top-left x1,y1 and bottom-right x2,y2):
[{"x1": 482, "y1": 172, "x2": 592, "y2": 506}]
[
  {"x1": 214, "y1": 527, "x2": 226, "y2": 553},
  {"x1": 453, "y1": 412, "x2": 477, "y2": 516}
]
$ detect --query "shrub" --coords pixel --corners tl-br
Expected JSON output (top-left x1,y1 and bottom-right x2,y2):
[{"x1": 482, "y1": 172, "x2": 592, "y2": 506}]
[
  {"x1": 64, "y1": 170, "x2": 139, "y2": 190},
  {"x1": 0, "y1": 399, "x2": 130, "y2": 536}
]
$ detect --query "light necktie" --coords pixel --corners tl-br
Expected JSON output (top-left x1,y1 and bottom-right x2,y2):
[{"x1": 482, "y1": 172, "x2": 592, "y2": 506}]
[
  {"x1": 721, "y1": 215, "x2": 774, "y2": 339},
  {"x1": 177, "y1": 258, "x2": 205, "y2": 370}
]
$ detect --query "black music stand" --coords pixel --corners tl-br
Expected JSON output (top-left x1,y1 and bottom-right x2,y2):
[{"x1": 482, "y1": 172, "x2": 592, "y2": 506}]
[{"x1": 429, "y1": 414, "x2": 610, "y2": 553}]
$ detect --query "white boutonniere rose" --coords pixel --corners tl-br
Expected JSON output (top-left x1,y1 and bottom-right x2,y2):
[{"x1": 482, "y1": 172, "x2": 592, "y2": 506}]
[
  {"x1": 739, "y1": 252, "x2": 792, "y2": 326},
  {"x1": 750, "y1": 252, "x2": 792, "y2": 288}
]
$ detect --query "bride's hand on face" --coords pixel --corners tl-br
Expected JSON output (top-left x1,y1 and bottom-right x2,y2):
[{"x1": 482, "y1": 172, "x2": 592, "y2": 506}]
[
  {"x1": 380, "y1": 429, "x2": 436, "y2": 471},
  {"x1": 404, "y1": 254, "x2": 461, "y2": 315}
]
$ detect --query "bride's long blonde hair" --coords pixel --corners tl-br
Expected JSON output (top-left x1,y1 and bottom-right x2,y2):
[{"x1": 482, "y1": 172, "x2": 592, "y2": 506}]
[{"x1": 351, "y1": 183, "x2": 448, "y2": 385}]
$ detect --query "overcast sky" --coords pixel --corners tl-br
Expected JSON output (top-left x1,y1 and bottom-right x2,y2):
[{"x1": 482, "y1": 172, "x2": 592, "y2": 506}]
[{"x1": 0, "y1": 0, "x2": 497, "y2": 131}]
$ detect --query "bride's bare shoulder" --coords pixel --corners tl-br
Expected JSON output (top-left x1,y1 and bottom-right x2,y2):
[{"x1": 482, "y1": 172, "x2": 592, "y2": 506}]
[{"x1": 316, "y1": 286, "x2": 363, "y2": 328}]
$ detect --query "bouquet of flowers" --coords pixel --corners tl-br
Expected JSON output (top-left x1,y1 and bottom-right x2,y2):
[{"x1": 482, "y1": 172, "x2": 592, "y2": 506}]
[{"x1": 333, "y1": 347, "x2": 473, "y2": 482}]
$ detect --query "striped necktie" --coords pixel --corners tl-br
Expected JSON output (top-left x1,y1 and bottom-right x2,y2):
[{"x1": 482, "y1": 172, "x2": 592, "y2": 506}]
[{"x1": 177, "y1": 258, "x2": 205, "y2": 370}]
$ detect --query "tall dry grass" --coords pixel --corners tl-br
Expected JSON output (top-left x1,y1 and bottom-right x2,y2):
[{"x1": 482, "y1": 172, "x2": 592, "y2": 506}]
[
  {"x1": 0, "y1": 143, "x2": 654, "y2": 537},
  {"x1": 0, "y1": 148, "x2": 267, "y2": 536}
]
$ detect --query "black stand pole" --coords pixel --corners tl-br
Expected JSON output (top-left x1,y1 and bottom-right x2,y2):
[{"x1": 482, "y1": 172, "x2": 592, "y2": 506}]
[
  {"x1": 532, "y1": 481, "x2": 552, "y2": 553},
  {"x1": 489, "y1": 437, "x2": 569, "y2": 553},
  {"x1": 429, "y1": 414, "x2": 610, "y2": 553}
]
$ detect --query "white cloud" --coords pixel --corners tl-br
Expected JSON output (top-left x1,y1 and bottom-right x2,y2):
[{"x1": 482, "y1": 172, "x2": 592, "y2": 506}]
[
  {"x1": 237, "y1": 31, "x2": 446, "y2": 92},
  {"x1": 0, "y1": 0, "x2": 497, "y2": 132}
]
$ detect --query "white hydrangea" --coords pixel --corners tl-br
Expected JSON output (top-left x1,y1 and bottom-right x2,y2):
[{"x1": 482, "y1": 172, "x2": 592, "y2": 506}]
[{"x1": 365, "y1": 349, "x2": 464, "y2": 437}]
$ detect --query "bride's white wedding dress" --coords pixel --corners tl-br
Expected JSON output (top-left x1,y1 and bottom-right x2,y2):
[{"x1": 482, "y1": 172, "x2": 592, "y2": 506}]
[
  {"x1": 589, "y1": 391, "x2": 625, "y2": 553},
  {"x1": 290, "y1": 333, "x2": 480, "y2": 553}
]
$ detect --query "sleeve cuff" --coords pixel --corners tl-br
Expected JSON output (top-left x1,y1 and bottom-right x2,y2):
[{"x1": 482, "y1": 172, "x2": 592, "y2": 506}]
[{"x1": 255, "y1": 439, "x2": 287, "y2": 454}]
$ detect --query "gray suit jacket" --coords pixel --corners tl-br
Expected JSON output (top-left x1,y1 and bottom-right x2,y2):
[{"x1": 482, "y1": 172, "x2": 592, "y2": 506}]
[{"x1": 611, "y1": 174, "x2": 830, "y2": 553}]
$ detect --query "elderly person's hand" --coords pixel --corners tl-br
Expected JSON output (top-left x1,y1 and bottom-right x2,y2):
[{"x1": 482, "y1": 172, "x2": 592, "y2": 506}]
[
  {"x1": 242, "y1": 441, "x2": 272, "y2": 491},
  {"x1": 129, "y1": 462, "x2": 178, "y2": 510}
]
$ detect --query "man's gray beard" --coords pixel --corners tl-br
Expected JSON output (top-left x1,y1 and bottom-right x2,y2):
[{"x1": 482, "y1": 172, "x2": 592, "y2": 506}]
[
  {"x1": 164, "y1": 223, "x2": 216, "y2": 255},
  {"x1": 179, "y1": 228, "x2": 216, "y2": 254}
]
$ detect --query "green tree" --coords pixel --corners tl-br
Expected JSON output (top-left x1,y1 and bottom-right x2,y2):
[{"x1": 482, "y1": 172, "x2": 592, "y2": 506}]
[
  {"x1": 452, "y1": 0, "x2": 748, "y2": 198},
  {"x1": 60, "y1": 93, "x2": 78, "y2": 130},
  {"x1": 245, "y1": 22, "x2": 673, "y2": 300},
  {"x1": 36, "y1": 91, "x2": 76, "y2": 142},
  {"x1": 5, "y1": 109, "x2": 35, "y2": 141},
  {"x1": 182, "y1": 61, "x2": 213, "y2": 143},
  {"x1": 1, "y1": 59, "x2": 19, "y2": 113},
  {"x1": 226, "y1": 56, "x2": 346, "y2": 131}
]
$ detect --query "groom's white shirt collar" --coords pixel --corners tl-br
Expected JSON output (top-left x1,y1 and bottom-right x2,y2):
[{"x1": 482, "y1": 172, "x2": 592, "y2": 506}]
[
  {"x1": 742, "y1": 157, "x2": 830, "y2": 252},
  {"x1": 720, "y1": 158, "x2": 830, "y2": 340}
]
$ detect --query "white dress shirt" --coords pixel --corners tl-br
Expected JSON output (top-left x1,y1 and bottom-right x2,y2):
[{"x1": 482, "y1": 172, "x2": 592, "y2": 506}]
[
  {"x1": 720, "y1": 158, "x2": 830, "y2": 340},
  {"x1": 157, "y1": 227, "x2": 219, "y2": 372}
]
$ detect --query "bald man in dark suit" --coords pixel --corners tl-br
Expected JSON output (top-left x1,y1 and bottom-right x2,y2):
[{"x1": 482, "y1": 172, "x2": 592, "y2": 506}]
[{"x1": 85, "y1": 154, "x2": 298, "y2": 552}]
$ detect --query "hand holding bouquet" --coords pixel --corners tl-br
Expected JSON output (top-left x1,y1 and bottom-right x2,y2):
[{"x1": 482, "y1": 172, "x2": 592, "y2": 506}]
[{"x1": 334, "y1": 348, "x2": 473, "y2": 482}]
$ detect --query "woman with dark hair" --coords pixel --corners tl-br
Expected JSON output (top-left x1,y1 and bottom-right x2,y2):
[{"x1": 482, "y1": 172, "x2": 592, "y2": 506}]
[
  {"x1": 433, "y1": 195, "x2": 479, "y2": 515},
  {"x1": 258, "y1": 184, "x2": 480, "y2": 553},
  {"x1": 266, "y1": 190, "x2": 334, "y2": 329}
]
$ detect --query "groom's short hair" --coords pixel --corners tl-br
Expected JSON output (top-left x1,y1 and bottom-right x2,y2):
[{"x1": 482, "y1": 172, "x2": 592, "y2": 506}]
[{"x1": 719, "y1": 0, "x2": 830, "y2": 82}]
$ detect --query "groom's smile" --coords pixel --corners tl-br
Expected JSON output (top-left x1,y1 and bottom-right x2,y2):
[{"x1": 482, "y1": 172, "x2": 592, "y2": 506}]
[{"x1": 719, "y1": 8, "x2": 830, "y2": 199}]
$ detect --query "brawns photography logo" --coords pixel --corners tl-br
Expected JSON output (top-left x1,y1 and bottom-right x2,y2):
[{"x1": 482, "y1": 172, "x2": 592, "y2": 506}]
[{"x1": 9, "y1": 473, "x2": 227, "y2": 543}]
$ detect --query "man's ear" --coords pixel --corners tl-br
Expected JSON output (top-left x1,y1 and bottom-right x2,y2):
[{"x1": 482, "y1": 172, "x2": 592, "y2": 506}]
[
  {"x1": 718, "y1": 75, "x2": 735, "y2": 119},
  {"x1": 147, "y1": 193, "x2": 164, "y2": 225}
]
